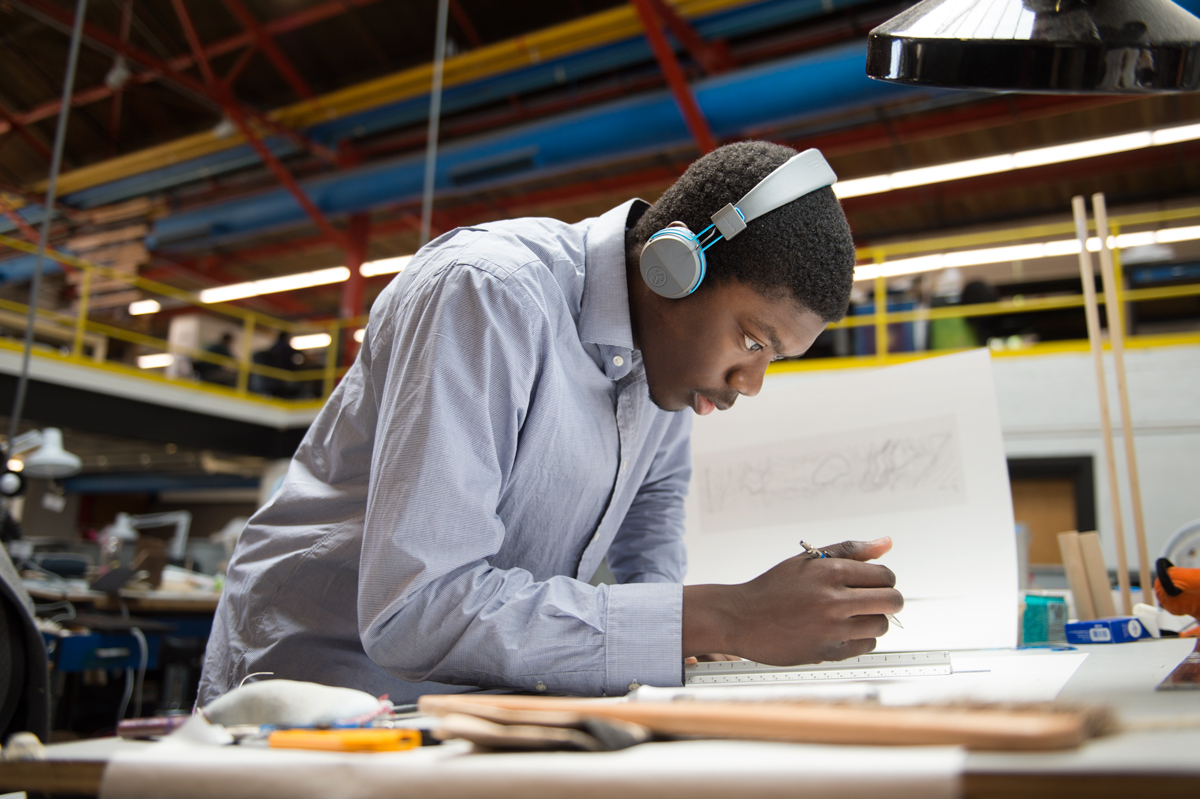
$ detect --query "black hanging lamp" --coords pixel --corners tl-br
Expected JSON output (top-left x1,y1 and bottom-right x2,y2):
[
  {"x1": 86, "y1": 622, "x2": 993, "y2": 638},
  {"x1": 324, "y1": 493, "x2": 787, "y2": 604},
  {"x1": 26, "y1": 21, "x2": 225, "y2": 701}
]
[{"x1": 866, "y1": 0, "x2": 1200, "y2": 93}]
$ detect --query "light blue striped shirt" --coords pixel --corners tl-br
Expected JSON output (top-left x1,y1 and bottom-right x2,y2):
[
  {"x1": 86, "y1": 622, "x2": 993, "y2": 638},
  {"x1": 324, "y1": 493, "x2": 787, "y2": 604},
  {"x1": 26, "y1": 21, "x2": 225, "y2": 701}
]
[{"x1": 199, "y1": 200, "x2": 692, "y2": 705}]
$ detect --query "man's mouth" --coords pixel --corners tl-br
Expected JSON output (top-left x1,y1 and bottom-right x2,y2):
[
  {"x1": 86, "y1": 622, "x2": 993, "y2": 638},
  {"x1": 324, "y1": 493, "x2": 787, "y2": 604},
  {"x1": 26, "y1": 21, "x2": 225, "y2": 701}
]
[{"x1": 693, "y1": 392, "x2": 732, "y2": 415}]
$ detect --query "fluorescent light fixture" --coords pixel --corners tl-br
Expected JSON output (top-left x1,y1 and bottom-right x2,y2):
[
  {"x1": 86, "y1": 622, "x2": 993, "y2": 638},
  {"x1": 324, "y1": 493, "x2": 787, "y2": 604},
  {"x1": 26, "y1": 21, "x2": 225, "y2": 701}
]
[
  {"x1": 138, "y1": 353, "x2": 175, "y2": 369},
  {"x1": 1156, "y1": 225, "x2": 1200, "y2": 243},
  {"x1": 855, "y1": 225, "x2": 1200, "y2": 282},
  {"x1": 834, "y1": 122, "x2": 1200, "y2": 200},
  {"x1": 290, "y1": 332, "x2": 332, "y2": 350},
  {"x1": 199, "y1": 266, "x2": 350, "y2": 303},
  {"x1": 353, "y1": 328, "x2": 366, "y2": 343},
  {"x1": 360, "y1": 255, "x2": 412, "y2": 277},
  {"x1": 129, "y1": 299, "x2": 161, "y2": 315},
  {"x1": 1011, "y1": 132, "x2": 1152, "y2": 169},
  {"x1": 197, "y1": 256, "x2": 411, "y2": 305}
]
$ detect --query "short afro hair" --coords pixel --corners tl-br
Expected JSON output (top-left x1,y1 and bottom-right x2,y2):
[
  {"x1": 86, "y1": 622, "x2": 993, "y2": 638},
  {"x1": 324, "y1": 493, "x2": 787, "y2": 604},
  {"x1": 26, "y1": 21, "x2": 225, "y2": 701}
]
[{"x1": 630, "y1": 141, "x2": 856, "y2": 322}]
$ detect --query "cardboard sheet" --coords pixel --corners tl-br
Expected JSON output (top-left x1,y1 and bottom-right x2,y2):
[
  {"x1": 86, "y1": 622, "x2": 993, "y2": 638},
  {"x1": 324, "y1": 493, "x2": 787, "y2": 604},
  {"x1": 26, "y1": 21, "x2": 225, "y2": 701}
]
[{"x1": 684, "y1": 349, "x2": 1019, "y2": 652}]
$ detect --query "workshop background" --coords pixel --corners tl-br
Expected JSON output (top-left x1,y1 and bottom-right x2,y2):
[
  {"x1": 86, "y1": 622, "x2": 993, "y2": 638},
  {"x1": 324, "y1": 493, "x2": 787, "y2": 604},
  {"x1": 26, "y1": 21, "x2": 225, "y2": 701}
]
[{"x1": 2, "y1": 0, "x2": 1199, "y2": 739}]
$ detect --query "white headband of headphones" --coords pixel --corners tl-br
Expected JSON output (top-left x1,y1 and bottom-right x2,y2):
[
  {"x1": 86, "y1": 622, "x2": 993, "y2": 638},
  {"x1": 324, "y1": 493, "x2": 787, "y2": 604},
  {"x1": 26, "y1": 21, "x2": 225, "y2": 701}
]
[{"x1": 709, "y1": 148, "x2": 838, "y2": 241}]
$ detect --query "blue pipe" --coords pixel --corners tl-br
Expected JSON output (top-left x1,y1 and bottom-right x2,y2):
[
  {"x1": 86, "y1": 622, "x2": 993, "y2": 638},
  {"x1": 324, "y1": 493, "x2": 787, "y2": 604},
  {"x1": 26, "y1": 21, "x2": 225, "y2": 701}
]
[{"x1": 150, "y1": 42, "x2": 925, "y2": 250}]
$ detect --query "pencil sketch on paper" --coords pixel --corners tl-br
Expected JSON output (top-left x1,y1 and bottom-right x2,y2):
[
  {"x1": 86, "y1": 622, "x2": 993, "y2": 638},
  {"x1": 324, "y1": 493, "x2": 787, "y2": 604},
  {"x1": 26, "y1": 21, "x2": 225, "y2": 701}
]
[{"x1": 696, "y1": 415, "x2": 966, "y2": 533}]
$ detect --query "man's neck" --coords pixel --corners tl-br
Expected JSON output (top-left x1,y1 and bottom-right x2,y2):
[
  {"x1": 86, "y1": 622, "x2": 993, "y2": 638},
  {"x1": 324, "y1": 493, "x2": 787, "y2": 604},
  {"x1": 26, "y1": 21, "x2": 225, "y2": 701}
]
[{"x1": 624, "y1": 230, "x2": 645, "y2": 352}]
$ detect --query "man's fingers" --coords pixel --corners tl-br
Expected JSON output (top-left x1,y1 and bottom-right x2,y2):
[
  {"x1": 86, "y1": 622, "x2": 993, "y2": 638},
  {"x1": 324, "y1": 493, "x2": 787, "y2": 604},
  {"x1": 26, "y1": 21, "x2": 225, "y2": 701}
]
[
  {"x1": 826, "y1": 559, "x2": 897, "y2": 589},
  {"x1": 845, "y1": 613, "x2": 892, "y2": 640},
  {"x1": 824, "y1": 637, "x2": 878, "y2": 662},
  {"x1": 820, "y1": 537, "x2": 892, "y2": 562},
  {"x1": 843, "y1": 586, "x2": 905, "y2": 617}
]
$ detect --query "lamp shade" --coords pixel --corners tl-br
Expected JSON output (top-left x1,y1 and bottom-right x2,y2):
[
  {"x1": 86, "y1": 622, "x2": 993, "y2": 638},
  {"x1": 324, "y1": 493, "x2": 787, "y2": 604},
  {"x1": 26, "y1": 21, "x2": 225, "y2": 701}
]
[
  {"x1": 866, "y1": 0, "x2": 1200, "y2": 93},
  {"x1": 22, "y1": 428, "x2": 82, "y2": 479}
]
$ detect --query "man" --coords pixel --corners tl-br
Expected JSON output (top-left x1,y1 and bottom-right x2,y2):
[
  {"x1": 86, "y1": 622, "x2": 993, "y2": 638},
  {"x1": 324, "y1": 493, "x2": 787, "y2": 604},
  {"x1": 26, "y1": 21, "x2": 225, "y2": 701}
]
[
  {"x1": 193, "y1": 332, "x2": 235, "y2": 385},
  {"x1": 198, "y1": 141, "x2": 903, "y2": 705}
]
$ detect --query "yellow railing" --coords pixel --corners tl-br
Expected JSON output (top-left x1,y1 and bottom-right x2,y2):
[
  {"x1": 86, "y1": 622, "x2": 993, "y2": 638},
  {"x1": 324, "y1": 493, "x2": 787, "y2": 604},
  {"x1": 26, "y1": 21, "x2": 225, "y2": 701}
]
[
  {"x1": 0, "y1": 232, "x2": 366, "y2": 404},
  {"x1": 0, "y1": 201, "x2": 1198, "y2": 406}
]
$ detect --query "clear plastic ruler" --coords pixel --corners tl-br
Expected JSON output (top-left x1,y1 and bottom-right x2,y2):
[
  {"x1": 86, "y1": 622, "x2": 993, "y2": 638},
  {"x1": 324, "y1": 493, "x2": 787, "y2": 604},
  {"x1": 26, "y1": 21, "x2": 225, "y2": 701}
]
[{"x1": 684, "y1": 651, "x2": 952, "y2": 685}]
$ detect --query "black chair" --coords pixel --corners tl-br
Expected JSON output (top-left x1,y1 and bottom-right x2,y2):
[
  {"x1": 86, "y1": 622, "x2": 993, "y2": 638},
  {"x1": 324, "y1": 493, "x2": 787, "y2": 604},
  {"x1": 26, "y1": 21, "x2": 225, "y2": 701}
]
[{"x1": 0, "y1": 547, "x2": 50, "y2": 742}]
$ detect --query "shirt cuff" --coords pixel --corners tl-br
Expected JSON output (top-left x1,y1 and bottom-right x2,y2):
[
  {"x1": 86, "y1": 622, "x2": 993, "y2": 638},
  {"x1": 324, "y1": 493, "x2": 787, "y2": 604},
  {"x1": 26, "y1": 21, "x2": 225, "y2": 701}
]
[{"x1": 603, "y1": 581, "x2": 683, "y2": 695}]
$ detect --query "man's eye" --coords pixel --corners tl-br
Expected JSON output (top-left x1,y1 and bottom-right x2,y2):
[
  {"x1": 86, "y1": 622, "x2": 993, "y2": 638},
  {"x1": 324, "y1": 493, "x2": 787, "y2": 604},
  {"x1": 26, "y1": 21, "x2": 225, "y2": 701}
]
[{"x1": 744, "y1": 334, "x2": 763, "y2": 352}]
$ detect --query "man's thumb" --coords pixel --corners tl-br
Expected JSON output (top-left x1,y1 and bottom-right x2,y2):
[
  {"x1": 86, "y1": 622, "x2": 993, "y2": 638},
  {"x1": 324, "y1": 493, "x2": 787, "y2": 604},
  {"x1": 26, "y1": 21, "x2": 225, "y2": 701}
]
[{"x1": 821, "y1": 537, "x2": 892, "y2": 562}]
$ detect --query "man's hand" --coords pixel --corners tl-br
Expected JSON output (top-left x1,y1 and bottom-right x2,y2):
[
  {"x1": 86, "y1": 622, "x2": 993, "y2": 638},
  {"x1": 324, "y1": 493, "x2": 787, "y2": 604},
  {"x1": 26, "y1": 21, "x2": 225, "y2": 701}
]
[{"x1": 682, "y1": 537, "x2": 903, "y2": 666}]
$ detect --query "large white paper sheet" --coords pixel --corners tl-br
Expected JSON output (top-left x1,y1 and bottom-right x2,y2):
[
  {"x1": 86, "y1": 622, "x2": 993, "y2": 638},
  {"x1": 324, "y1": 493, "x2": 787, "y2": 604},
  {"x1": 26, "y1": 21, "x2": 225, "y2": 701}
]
[
  {"x1": 684, "y1": 349, "x2": 1019, "y2": 652},
  {"x1": 100, "y1": 735, "x2": 964, "y2": 799}
]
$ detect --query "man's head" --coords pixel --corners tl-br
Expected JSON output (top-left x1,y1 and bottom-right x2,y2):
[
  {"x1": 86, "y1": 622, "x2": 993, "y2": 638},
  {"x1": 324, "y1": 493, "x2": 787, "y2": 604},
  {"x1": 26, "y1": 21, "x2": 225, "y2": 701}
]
[{"x1": 626, "y1": 141, "x2": 856, "y2": 414}]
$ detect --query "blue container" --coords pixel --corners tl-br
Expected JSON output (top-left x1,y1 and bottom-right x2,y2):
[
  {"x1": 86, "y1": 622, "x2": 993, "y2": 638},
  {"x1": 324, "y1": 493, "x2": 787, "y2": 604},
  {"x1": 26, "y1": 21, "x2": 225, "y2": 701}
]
[{"x1": 1065, "y1": 617, "x2": 1153, "y2": 645}]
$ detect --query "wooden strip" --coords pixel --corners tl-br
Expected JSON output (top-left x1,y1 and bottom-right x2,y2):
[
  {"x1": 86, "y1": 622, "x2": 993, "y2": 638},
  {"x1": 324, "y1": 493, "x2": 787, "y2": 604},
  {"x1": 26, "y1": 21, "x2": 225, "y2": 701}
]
[
  {"x1": 1071, "y1": 195, "x2": 1132, "y2": 615},
  {"x1": 1058, "y1": 530, "x2": 1096, "y2": 621},
  {"x1": 1092, "y1": 193, "x2": 1152, "y2": 609},
  {"x1": 65, "y1": 222, "x2": 149, "y2": 251},
  {"x1": 964, "y1": 774, "x2": 1200, "y2": 799},
  {"x1": 419, "y1": 694, "x2": 1091, "y2": 751},
  {"x1": 72, "y1": 289, "x2": 142, "y2": 310},
  {"x1": 77, "y1": 241, "x2": 148, "y2": 266},
  {"x1": 1079, "y1": 531, "x2": 1117, "y2": 618},
  {"x1": 0, "y1": 760, "x2": 105, "y2": 795}
]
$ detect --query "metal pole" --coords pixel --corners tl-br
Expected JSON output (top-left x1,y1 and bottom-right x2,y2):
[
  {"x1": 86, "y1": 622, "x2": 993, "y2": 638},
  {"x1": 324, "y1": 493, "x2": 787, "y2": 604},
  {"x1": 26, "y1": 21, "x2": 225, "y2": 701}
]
[
  {"x1": 8, "y1": 0, "x2": 88, "y2": 449},
  {"x1": 419, "y1": 0, "x2": 449, "y2": 247}
]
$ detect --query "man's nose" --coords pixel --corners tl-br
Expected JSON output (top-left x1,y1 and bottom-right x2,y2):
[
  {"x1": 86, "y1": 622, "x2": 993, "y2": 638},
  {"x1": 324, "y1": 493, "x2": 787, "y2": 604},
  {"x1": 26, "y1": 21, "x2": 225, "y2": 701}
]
[{"x1": 728, "y1": 362, "x2": 766, "y2": 397}]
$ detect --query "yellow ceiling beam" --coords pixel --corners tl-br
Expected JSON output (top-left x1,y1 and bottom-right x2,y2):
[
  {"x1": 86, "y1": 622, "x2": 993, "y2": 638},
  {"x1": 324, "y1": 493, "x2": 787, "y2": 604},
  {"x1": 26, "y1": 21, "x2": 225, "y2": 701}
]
[{"x1": 41, "y1": 0, "x2": 755, "y2": 198}]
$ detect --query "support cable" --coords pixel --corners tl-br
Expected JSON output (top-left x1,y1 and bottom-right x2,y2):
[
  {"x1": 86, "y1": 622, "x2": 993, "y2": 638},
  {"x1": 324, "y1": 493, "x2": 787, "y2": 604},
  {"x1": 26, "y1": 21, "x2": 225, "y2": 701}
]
[
  {"x1": 419, "y1": 0, "x2": 450, "y2": 247},
  {"x1": 8, "y1": 0, "x2": 88, "y2": 449}
]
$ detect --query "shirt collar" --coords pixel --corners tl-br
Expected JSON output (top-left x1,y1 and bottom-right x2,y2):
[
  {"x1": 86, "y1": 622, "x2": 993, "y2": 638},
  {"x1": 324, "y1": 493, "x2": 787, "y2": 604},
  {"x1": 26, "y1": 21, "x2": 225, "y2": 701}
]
[{"x1": 578, "y1": 199, "x2": 648, "y2": 352}]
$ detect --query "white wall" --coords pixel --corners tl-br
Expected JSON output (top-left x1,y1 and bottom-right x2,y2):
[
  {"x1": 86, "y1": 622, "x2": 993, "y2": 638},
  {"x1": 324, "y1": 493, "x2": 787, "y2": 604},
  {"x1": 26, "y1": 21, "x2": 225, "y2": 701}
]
[{"x1": 992, "y1": 344, "x2": 1200, "y2": 568}]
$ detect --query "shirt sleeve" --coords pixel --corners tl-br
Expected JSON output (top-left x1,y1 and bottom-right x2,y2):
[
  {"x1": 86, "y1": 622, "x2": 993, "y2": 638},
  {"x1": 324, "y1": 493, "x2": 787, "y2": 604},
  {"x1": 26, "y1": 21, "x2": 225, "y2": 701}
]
[
  {"x1": 357, "y1": 257, "x2": 682, "y2": 696},
  {"x1": 606, "y1": 410, "x2": 692, "y2": 584}
]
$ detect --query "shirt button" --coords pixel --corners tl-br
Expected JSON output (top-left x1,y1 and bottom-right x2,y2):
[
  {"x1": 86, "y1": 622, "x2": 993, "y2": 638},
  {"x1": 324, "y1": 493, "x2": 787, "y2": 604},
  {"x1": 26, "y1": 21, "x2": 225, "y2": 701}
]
[
  {"x1": 612, "y1": 355, "x2": 625, "y2": 367},
  {"x1": 620, "y1": 460, "x2": 627, "y2": 473}
]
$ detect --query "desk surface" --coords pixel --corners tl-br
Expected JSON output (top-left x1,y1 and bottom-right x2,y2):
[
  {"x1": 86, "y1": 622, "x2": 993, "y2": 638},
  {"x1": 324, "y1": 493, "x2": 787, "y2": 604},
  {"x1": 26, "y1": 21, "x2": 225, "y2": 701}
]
[
  {"x1": 7, "y1": 640, "x2": 1199, "y2": 799},
  {"x1": 25, "y1": 579, "x2": 220, "y2": 613}
]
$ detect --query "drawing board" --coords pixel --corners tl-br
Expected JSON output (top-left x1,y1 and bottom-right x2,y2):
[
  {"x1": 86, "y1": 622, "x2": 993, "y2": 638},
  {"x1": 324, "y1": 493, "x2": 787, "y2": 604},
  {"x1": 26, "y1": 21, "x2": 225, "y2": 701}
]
[{"x1": 683, "y1": 348, "x2": 1018, "y2": 652}]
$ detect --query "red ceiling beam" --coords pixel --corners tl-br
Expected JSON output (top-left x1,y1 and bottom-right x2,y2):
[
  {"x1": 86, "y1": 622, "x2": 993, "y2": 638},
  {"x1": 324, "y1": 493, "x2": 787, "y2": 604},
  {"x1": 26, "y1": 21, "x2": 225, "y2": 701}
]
[
  {"x1": 0, "y1": 100, "x2": 53, "y2": 163},
  {"x1": 448, "y1": 0, "x2": 485, "y2": 49},
  {"x1": 629, "y1": 0, "x2": 716, "y2": 154},
  {"x1": 644, "y1": 0, "x2": 733, "y2": 74},
  {"x1": 0, "y1": 194, "x2": 41, "y2": 243},
  {"x1": 219, "y1": 0, "x2": 315, "y2": 100},
  {"x1": 165, "y1": 0, "x2": 347, "y2": 250},
  {"x1": 168, "y1": 0, "x2": 217, "y2": 86},
  {"x1": 3, "y1": 0, "x2": 379, "y2": 143},
  {"x1": 0, "y1": 179, "x2": 83, "y2": 223},
  {"x1": 107, "y1": 0, "x2": 133, "y2": 156}
]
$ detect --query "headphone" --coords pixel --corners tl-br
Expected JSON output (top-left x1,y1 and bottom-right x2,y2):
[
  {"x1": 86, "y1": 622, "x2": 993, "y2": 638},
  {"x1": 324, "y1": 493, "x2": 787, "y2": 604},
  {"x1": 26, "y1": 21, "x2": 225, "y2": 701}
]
[{"x1": 639, "y1": 148, "x2": 838, "y2": 299}]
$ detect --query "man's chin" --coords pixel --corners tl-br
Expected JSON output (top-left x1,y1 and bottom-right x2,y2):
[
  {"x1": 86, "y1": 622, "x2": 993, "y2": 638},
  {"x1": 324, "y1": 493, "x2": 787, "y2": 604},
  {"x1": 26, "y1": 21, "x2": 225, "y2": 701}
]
[{"x1": 645, "y1": 383, "x2": 689, "y2": 413}]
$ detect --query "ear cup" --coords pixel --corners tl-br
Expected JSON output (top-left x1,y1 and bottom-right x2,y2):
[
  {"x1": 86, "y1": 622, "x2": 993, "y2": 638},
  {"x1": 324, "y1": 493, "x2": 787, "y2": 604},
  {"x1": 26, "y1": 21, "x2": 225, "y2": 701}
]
[{"x1": 640, "y1": 228, "x2": 706, "y2": 299}]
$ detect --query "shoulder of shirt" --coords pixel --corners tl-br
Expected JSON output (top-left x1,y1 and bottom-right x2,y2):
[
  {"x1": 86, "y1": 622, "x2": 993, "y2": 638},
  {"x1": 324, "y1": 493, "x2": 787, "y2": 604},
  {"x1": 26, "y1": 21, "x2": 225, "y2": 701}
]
[
  {"x1": 446, "y1": 217, "x2": 585, "y2": 280},
  {"x1": 394, "y1": 218, "x2": 588, "y2": 304}
]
